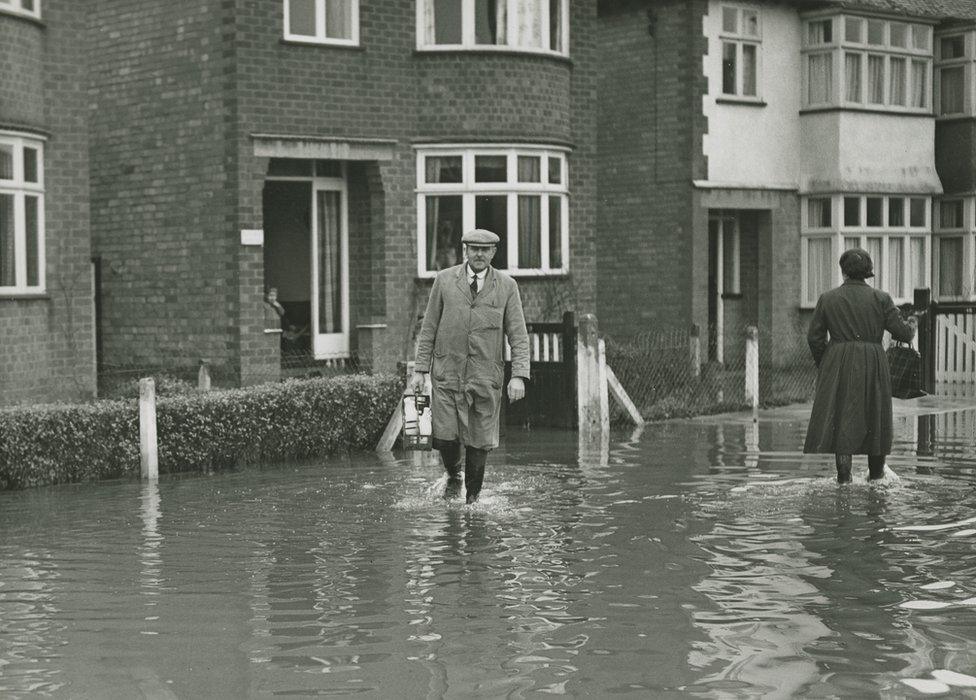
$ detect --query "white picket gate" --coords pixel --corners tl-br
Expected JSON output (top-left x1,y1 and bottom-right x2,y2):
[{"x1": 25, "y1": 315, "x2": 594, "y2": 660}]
[{"x1": 935, "y1": 313, "x2": 976, "y2": 383}]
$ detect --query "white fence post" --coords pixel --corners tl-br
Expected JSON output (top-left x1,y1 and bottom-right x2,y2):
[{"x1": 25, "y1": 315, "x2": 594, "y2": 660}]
[
  {"x1": 745, "y1": 326, "x2": 759, "y2": 421},
  {"x1": 139, "y1": 377, "x2": 159, "y2": 480},
  {"x1": 197, "y1": 358, "x2": 211, "y2": 392},
  {"x1": 577, "y1": 314, "x2": 603, "y2": 444},
  {"x1": 689, "y1": 324, "x2": 701, "y2": 378}
]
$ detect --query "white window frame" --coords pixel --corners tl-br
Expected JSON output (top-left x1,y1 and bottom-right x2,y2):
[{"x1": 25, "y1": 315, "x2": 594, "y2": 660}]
[
  {"x1": 800, "y1": 193, "x2": 931, "y2": 307},
  {"x1": 0, "y1": 132, "x2": 45, "y2": 296},
  {"x1": 935, "y1": 31, "x2": 973, "y2": 117},
  {"x1": 415, "y1": 144, "x2": 570, "y2": 278},
  {"x1": 416, "y1": 0, "x2": 570, "y2": 57},
  {"x1": 718, "y1": 4, "x2": 762, "y2": 100},
  {"x1": 801, "y1": 13, "x2": 933, "y2": 113},
  {"x1": 0, "y1": 0, "x2": 41, "y2": 21},
  {"x1": 283, "y1": 0, "x2": 360, "y2": 46}
]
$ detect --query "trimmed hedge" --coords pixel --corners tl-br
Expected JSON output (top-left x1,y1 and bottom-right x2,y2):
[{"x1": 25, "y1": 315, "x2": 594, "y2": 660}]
[{"x1": 0, "y1": 374, "x2": 402, "y2": 491}]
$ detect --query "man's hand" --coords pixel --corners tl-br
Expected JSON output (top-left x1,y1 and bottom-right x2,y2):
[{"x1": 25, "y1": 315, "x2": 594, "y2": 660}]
[
  {"x1": 507, "y1": 377, "x2": 525, "y2": 403},
  {"x1": 410, "y1": 371, "x2": 427, "y2": 395}
]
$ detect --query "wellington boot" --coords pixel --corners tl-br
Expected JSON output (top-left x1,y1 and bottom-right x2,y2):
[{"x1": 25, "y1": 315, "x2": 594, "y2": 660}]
[
  {"x1": 438, "y1": 441, "x2": 463, "y2": 499},
  {"x1": 867, "y1": 455, "x2": 885, "y2": 481},
  {"x1": 835, "y1": 454, "x2": 852, "y2": 484},
  {"x1": 464, "y1": 446, "x2": 488, "y2": 504},
  {"x1": 443, "y1": 475, "x2": 463, "y2": 500}
]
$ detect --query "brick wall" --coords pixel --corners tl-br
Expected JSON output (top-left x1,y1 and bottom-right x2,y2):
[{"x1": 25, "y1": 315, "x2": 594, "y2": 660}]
[
  {"x1": 596, "y1": 0, "x2": 708, "y2": 340},
  {"x1": 0, "y1": 2, "x2": 94, "y2": 406}
]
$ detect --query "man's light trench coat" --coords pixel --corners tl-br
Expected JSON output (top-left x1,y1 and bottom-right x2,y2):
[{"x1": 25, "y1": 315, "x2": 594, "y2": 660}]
[{"x1": 415, "y1": 264, "x2": 530, "y2": 450}]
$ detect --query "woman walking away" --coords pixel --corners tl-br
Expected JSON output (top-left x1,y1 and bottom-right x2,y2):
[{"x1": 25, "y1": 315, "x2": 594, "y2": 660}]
[{"x1": 804, "y1": 248, "x2": 917, "y2": 483}]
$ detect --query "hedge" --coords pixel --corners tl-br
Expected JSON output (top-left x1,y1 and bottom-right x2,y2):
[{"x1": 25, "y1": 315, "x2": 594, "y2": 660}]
[{"x1": 0, "y1": 374, "x2": 402, "y2": 491}]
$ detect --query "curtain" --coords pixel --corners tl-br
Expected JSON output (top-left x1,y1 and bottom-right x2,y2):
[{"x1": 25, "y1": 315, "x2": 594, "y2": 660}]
[
  {"x1": 844, "y1": 53, "x2": 861, "y2": 102},
  {"x1": 808, "y1": 53, "x2": 831, "y2": 104},
  {"x1": 518, "y1": 195, "x2": 541, "y2": 269},
  {"x1": 939, "y1": 237, "x2": 964, "y2": 297},
  {"x1": 548, "y1": 197, "x2": 561, "y2": 268},
  {"x1": 425, "y1": 157, "x2": 441, "y2": 271},
  {"x1": 0, "y1": 194, "x2": 14, "y2": 286},
  {"x1": 910, "y1": 237, "x2": 926, "y2": 291},
  {"x1": 325, "y1": 0, "x2": 351, "y2": 39},
  {"x1": 941, "y1": 67, "x2": 964, "y2": 114},
  {"x1": 549, "y1": 0, "x2": 562, "y2": 51},
  {"x1": 865, "y1": 237, "x2": 884, "y2": 290},
  {"x1": 889, "y1": 237, "x2": 905, "y2": 298},
  {"x1": 517, "y1": 155, "x2": 540, "y2": 182},
  {"x1": 889, "y1": 57, "x2": 906, "y2": 106},
  {"x1": 807, "y1": 238, "x2": 832, "y2": 303},
  {"x1": 911, "y1": 60, "x2": 927, "y2": 108},
  {"x1": 318, "y1": 191, "x2": 341, "y2": 334},
  {"x1": 288, "y1": 0, "x2": 315, "y2": 36},
  {"x1": 742, "y1": 44, "x2": 757, "y2": 96},
  {"x1": 423, "y1": 0, "x2": 435, "y2": 44},
  {"x1": 512, "y1": 0, "x2": 542, "y2": 48},
  {"x1": 0, "y1": 146, "x2": 12, "y2": 180},
  {"x1": 868, "y1": 55, "x2": 884, "y2": 103}
]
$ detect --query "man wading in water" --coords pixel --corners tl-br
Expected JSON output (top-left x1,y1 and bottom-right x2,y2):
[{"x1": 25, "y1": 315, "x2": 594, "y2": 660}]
[{"x1": 412, "y1": 229, "x2": 530, "y2": 504}]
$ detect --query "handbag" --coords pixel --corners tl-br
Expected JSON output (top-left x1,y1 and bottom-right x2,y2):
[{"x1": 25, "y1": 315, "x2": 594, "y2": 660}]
[{"x1": 887, "y1": 341, "x2": 925, "y2": 399}]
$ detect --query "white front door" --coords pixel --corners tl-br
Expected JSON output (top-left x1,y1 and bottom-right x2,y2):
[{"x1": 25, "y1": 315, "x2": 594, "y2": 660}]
[{"x1": 311, "y1": 178, "x2": 349, "y2": 359}]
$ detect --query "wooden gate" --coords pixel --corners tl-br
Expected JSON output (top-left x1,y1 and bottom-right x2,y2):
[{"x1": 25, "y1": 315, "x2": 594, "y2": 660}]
[
  {"x1": 503, "y1": 311, "x2": 577, "y2": 429},
  {"x1": 915, "y1": 290, "x2": 976, "y2": 386}
]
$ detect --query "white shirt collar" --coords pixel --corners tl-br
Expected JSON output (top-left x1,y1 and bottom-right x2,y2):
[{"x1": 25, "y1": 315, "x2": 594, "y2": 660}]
[{"x1": 466, "y1": 265, "x2": 487, "y2": 281}]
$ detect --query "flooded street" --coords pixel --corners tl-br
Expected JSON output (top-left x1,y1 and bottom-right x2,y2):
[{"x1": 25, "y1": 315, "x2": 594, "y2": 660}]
[{"x1": 1, "y1": 412, "x2": 975, "y2": 698}]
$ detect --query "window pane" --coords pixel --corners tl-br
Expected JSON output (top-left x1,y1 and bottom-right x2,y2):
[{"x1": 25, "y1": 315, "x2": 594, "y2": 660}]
[
  {"x1": 324, "y1": 0, "x2": 353, "y2": 39},
  {"x1": 866, "y1": 197, "x2": 883, "y2": 226},
  {"x1": 0, "y1": 144, "x2": 12, "y2": 180},
  {"x1": 742, "y1": 44, "x2": 757, "y2": 96},
  {"x1": 425, "y1": 195, "x2": 463, "y2": 272},
  {"x1": 808, "y1": 53, "x2": 832, "y2": 104},
  {"x1": 549, "y1": 0, "x2": 563, "y2": 52},
  {"x1": 722, "y1": 220, "x2": 737, "y2": 293},
  {"x1": 889, "y1": 57, "x2": 906, "y2": 106},
  {"x1": 288, "y1": 0, "x2": 316, "y2": 36},
  {"x1": 867, "y1": 54, "x2": 884, "y2": 104},
  {"x1": 548, "y1": 156, "x2": 561, "y2": 185},
  {"x1": 910, "y1": 198, "x2": 926, "y2": 227},
  {"x1": 23, "y1": 147, "x2": 38, "y2": 183},
  {"x1": 844, "y1": 196, "x2": 860, "y2": 226},
  {"x1": 808, "y1": 197, "x2": 831, "y2": 227},
  {"x1": 742, "y1": 10, "x2": 759, "y2": 37},
  {"x1": 0, "y1": 194, "x2": 14, "y2": 286},
  {"x1": 941, "y1": 200, "x2": 963, "y2": 228},
  {"x1": 807, "y1": 238, "x2": 832, "y2": 302},
  {"x1": 845, "y1": 17, "x2": 863, "y2": 43},
  {"x1": 941, "y1": 66, "x2": 964, "y2": 114},
  {"x1": 475, "y1": 0, "x2": 504, "y2": 45},
  {"x1": 867, "y1": 19, "x2": 884, "y2": 45},
  {"x1": 845, "y1": 53, "x2": 861, "y2": 101},
  {"x1": 939, "y1": 237, "x2": 964, "y2": 296},
  {"x1": 475, "y1": 155, "x2": 507, "y2": 182},
  {"x1": 911, "y1": 60, "x2": 927, "y2": 109},
  {"x1": 517, "y1": 155, "x2": 541, "y2": 182},
  {"x1": 722, "y1": 42, "x2": 737, "y2": 94},
  {"x1": 432, "y1": 0, "x2": 462, "y2": 44},
  {"x1": 25, "y1": 195, "x2": 38, "y2": 287},
  {"x1": 889, "y1": 197, "x2": 904, "y2": 227},
  {"x1": 517, "y1": 195, "x2": 541, "y2": 268},
  {"x1": 889, "y1": 22, "x2": 907, "y2": 48},
  {"x1": 475, "y1": 195, "x2": 508, "y2": 268},
  {"x1": 267, "y1": 158, "x2": 312, "y2": 176},
  {"x1": 722, "y1": 6, "x2": 737, "y2": 34},
  {"x1": 808, "y1": 19, "x2": 830, "y2": 45},
  {"x1": 315, "y1": 160, "x2": 342, "y2": 177},
  {"x1": 511, "y1": 0, "x2": 543, "y2": 48},
  {"x1": 942, "y1": 35, "x2": 965, "y2": 59},
  {"x1": 889, "y1": 236, "x2": 904, "y2": 297},
  {"x1": 910, "y1": 236, "x2": 926, "y2": 291},
  {"x1": 425, "y1": 155, "x2": 462, "y2": 183},
  {"x1": 844, "y1": 236, "x2": 860, "y2": 250},
  {"x1": 912, "y1": 25, "x2": 929, "y2": 51},
  {"x1": 865, "y1": 237, "x2": 883, "y2": 289},
  {"x1": 548, "y1": 196, "x2": 562, "y2": 268},
  {"x1": 317, "y1": 191, "x2": 343, "y2": 333}
]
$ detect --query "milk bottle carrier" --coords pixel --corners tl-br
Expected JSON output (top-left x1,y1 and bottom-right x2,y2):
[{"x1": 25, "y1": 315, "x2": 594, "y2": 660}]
[{"x1": 402, "y1": 392, "x2": 433, "y2": 450}]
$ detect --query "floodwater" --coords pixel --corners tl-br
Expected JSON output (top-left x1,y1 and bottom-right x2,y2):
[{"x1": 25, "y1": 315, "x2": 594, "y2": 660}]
[{"x1": 1, "y1": 412, "x2": 975, "y2": 699}]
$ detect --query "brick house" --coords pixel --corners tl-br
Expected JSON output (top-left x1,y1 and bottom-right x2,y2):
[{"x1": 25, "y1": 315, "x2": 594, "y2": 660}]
[
  {"x1": 598, "y1": 0, "x2": 976, "y2": 366},
  {"x1": 87, "y1": 0, "x2": 598, "y2": 387},
  {"x1": 1, "y1": 0, "x2": 94, "y2": 405}
]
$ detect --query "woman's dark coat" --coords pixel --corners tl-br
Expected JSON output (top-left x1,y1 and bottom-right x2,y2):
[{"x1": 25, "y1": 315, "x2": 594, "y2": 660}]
[{"x1": 803, "y1": 279, "x2": 915, "y2": 456}]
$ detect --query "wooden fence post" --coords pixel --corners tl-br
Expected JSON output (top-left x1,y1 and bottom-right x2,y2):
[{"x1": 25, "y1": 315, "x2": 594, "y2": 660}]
[
  {"x1": 197, "y1": 358, "x2": 211, "y2": 392},
  {"x1": 745, "y1": 326, "x2": 759, "y2": 420},
  {"x1": 139, "y1": 377, "x2": 159, "y2": 480},
  {"x1": 913, "y1": 287, "x2": 935, "y2": 393},
  {"x1": 689, "y1": 324, "x2": 701, "y2": 378},
  {"x1": 577, "y1": 314, "x2": 603, "y2": 443},
  {"x1": 563, "y1": 310, "x2": 577, "y2": 429},
  {"x1": 597, "y1": 338, "x2": 610, "y2": 437}
]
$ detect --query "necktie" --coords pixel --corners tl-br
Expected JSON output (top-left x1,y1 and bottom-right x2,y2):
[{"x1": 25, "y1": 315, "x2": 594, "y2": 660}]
[{"x1": 470, "y1": 275, "x2": 478, "y2": 297}]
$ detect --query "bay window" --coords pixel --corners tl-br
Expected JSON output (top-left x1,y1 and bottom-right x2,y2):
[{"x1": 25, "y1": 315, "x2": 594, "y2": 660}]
[
  {"x1": 936, "y1": 32, "x2": 973, "y2": 116},
  {"x1": 284, "y1": 0, "x2": 359, "y2": 45},
  {"x1": 416, "y1": 146, "x2": 569, "y2": 277},
  {"x1": 802, "y1": 14, "x2": 932, "y2": 111},
  {"x1": 418, "y1": 0, "x2": 569, "y2": 56},
  {"x1": 720, "y1": 5, "x2": 761, "y2": 99},
  {"x1": 0, "y1": 133, "x2": 44, "y2": 295},
  {"x1": 801, "y1": 194, "x2": 930, "y2": 307}
]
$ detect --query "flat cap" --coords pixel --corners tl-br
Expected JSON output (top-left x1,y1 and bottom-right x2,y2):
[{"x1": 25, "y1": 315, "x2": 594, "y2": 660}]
[{"x1": 461, "y1": 228, "x2": 500, "y2": 245}]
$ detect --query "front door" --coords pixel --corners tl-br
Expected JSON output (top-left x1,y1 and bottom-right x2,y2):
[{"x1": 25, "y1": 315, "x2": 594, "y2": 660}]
[{"x1": 311, "y1": 179, "x2": 349, "y2": 359}]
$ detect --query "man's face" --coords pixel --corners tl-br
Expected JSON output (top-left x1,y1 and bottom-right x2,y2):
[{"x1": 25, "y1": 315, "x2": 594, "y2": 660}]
[{"x1": 465, "y1": 244, "x2": 496, "y2": 272}]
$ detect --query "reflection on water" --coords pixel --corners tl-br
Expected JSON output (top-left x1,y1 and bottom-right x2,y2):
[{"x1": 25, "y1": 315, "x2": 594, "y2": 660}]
[{"x1": 1, "y1": 411, "x2": 975, "y2": 698}]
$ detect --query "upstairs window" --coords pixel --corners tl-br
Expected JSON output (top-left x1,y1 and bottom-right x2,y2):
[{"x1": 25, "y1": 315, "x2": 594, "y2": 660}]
[
  {"x1": 0, "y1": 134, "x2": 44, "y2": 295},
  {"x1": 802, "y1": 14, "x2": 932, "y2": 112},
  {"x1": 0, "y1": 0, "x2": 40, "y2": 20},
  {"x1": 719, "y1": 5, "x2": 761, "y2": 99},
  {"x1": 936, "y1": 32, "x2": 972, "y2": 116},
  {"x1": 416, "y1": 146, "x2": 569, "y2": 277},
  {"x1": 418, "y1": 0, "x2": 569, "y2": 56},
  {"x1": 284, "y1": 0, "x2": 359, "y2": 45}
]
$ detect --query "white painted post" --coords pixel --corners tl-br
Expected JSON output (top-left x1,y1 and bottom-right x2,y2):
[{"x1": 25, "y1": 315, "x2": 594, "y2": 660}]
[
  {"x1": 197, "y1": 358, "x2": 211, "y2": 392},
  {"x1": 689, "y1": 324, "x2": 701, "y2": 378},
  {"x1": 597, "y1": 338, "x2": 610, "y2": 437},
  {"x1": 577, "y1": 314, "x2": 602, "y2": 444},
  {"x1": 139, "y1": 377, "x2": 159, "y2": 480},
  {"x1": 745, "y1": 326, "x2": 759, "y2": 421}
]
